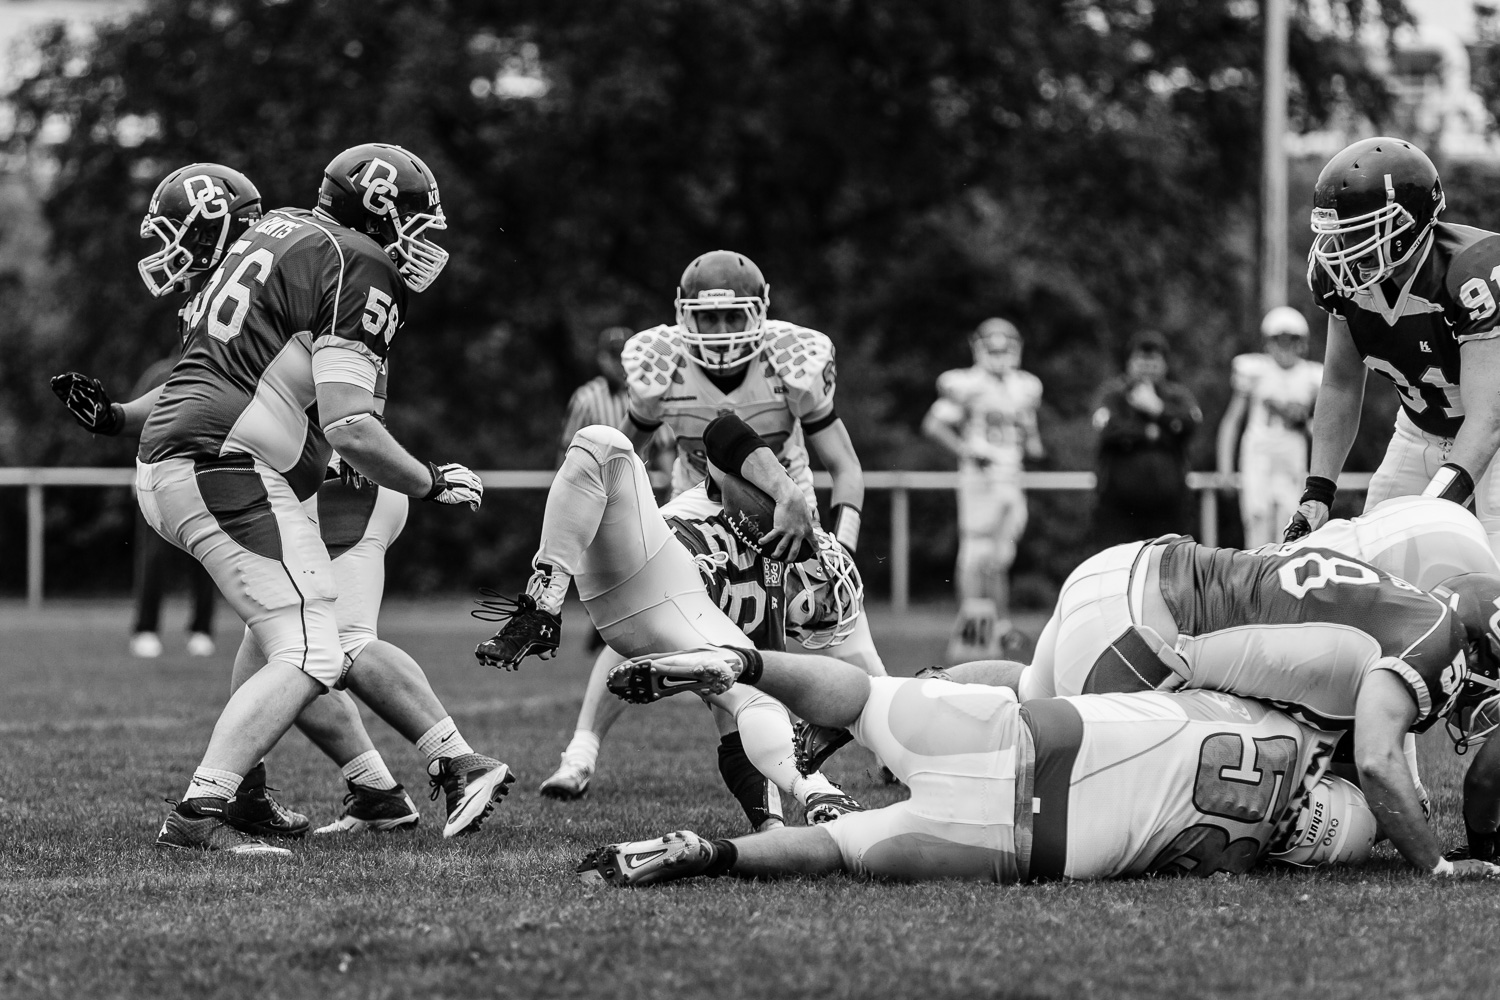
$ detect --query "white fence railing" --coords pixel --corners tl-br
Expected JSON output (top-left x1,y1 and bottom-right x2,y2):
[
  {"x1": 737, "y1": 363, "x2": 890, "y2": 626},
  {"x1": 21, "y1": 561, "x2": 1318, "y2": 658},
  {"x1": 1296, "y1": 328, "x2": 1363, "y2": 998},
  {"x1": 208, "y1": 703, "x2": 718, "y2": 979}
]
[{"x1": 0, "y1": 468, "x2": 1375, "y2": 612}]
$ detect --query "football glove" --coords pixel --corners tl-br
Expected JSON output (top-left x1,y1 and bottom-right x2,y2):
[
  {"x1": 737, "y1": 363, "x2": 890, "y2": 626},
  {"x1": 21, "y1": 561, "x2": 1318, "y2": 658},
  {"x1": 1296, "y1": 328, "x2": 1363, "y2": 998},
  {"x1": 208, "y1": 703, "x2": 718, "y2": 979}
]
[
  {"x1": 423, "y1": 462, "x2": 483, "y2": 510},
  {"x1": 1282, "y1": 475, "x2": 1337, "y2": 542},
  {"x1": 327, "y1": 454, "x2": 372, "y2": 491},
  {"x1": 51, "y1": 372, "x2": 124, "y2": 436}
]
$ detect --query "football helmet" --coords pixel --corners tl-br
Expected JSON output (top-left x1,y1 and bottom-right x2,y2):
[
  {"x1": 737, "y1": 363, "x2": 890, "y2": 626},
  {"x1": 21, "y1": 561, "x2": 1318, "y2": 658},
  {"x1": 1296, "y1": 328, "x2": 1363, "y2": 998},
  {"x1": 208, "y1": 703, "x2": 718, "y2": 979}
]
[
  {"x1": 1260, "y1": 305, "x2": 1309, "y2": 339},
  {"x1": 971, "y1": 317, "x2": 1022, "y2": 376},
  {"x1": 1433, "y1": 572, "x2": 1500, "y2": 741},
  {"x1": 675, "y1": 250, "x2": 769, "y2": 373},
  {"x1": 1270, "y1": 775, "x2": 1378, "y2": 867},
  {"x1": 138, "y1": 163, "x2": 262, "y2": 297},
  {"x1": 317, "y1": 142, "x2": 448, "y2": 292},
  {"x1": 786, "y1": 529, "x2": 864, "y2": 649},
  {"x1": 1309, "y1": 136, "x2": 1444, "y2": 296}
]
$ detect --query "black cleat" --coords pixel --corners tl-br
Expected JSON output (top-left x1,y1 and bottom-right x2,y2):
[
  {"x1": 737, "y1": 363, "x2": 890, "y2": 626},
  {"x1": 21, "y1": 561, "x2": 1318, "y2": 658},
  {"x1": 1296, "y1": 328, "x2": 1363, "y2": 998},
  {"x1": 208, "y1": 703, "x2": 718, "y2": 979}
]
[
  {"x1": 793, "y1": 720, "x2": 855, "y2": 775},
  {"x1": 313, "y1": 782, "x2": 420, "y2": 834},
  {"x1": 157, "y1": 798, "x2": 291, "y2": 855},
  {"x1": 225, "y1": 762, "x2": 309, "y2": 838},
  {"x1": 473, "y1": 591, "x2": 562, "y2": 670}
]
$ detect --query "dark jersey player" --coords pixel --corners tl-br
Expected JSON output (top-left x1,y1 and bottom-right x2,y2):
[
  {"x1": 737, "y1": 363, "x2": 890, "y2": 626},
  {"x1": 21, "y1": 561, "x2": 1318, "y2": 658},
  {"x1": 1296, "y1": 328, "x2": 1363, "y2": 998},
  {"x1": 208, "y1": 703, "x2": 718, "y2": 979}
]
[
  {"x1": 133, "y1": 144, "x2": 510, "y2": 854},
  {"x1": 1286, "y1": 137, "x2": 1500, "y2": 559}
]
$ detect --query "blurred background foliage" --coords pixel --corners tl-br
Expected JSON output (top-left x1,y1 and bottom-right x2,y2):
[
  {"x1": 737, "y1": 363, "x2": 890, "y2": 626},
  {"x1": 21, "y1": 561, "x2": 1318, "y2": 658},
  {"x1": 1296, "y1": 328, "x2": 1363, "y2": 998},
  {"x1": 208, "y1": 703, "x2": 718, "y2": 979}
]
[{"x1": 0, "y1": 0, "x2": 1481, "y2": 603}]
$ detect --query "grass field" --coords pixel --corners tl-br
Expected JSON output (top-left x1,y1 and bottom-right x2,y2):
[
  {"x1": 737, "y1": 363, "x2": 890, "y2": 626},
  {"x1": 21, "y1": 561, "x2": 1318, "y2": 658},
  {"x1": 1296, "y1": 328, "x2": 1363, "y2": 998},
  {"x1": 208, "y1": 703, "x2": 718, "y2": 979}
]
[{"x1": 2, "y1": 597, "x2": 1497, "y2": 1000}]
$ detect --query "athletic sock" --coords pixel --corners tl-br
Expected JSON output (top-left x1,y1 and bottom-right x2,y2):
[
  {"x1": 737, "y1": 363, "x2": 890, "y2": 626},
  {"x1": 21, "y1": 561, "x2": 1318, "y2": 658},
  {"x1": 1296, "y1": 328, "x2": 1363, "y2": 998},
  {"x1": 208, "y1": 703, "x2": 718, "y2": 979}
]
[
  {"x1": 341, "y1": 750, "x2": 399, "y2": 791},
  {"x1": 562, "y1": 730, "x2": 602, "y2": 770},
  {"x1": 526, "y1": 563, "x2": 572, "y2": 616},
  {"x1": 416, "y1": 716, "x2": 476, "y2": 772},
  {"x1": 791, "y1": 770, "x2": 840, "y2": 805},
  {"x1": 185, "y1": 767, "x2": 243, "y2": 803},
  {"x1": 703, "y1": 838, "x2": 740, "y2": 878}
]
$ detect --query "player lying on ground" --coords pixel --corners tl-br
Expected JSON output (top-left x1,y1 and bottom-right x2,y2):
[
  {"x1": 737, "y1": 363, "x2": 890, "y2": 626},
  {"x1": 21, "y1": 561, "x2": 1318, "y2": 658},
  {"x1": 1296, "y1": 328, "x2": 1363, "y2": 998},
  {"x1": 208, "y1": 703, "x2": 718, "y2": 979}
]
[
  {"x1": 55, "y1": 162, "x2": 505, "y2": 841},
  {"x1": 902, "y1": 518, "x2": 1500, "y2": 875},
  {"x1": 574, "y1": 647, "x2": 1461, "y2": 885},
  {"x1": 531, "y1": 249, "x2": 890, "y2": 800},
  {"x1": 474, "y1": 418, "x2": 864, "y2": 829}
]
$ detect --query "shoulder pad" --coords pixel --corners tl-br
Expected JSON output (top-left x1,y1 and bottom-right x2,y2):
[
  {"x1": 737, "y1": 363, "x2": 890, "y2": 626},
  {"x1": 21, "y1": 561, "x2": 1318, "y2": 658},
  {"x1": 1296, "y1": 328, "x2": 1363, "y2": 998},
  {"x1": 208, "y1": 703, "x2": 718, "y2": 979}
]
[
  {"x1": 935, "y1": 367, "x2": 977, "y2": 399},
  {"x1": 764, "y1": 322, "x2": 834, "y2": 391},
  {"x1": 1016, "y1": 369, "x2": 1043, "y2": 402},
  {"x1": 623, "y1": 325, "x2": 686, "y2": 399},
  {"x1": 1446, "y1": 233, "x2": 1500, "y2": 297}
]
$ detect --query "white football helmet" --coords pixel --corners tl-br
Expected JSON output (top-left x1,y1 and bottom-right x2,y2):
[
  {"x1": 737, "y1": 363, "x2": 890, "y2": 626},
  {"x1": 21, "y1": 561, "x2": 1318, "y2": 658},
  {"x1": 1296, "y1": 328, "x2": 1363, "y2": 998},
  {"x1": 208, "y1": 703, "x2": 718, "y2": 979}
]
[
  {"x1": 971, "y1": 317, "x2": 1021, "y2": 376},
  {"x1": 786, "y1": 530, "x2": 864, "y2": 649},
  {"x1": 1270, "y1": 775, "x2": 1378, "y2": 867},
  {"x1": 1260, "y1": 306, "x2": 1309, "y2": 340},
  {"x1": 675, "y1": 250, "x2": 769, "y2": 373}
]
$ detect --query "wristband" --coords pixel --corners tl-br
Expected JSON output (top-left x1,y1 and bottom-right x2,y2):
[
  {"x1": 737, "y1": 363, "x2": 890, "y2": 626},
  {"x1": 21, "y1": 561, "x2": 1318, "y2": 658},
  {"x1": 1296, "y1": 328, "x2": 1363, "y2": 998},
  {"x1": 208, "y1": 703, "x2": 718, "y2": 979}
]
[
  {"x1": 422, "y1": 461, "x2": 445, "y2": 501},
  {"x1": 1432, "y1": 857, "x2": 1455, "y2": 876},
  {"x1": 832, "y1": 503, "x2": 861, "y2": 553},
  {"x1": 101, "y1": 403, "x2": 126, "y2": 436},
  {"x1": 1423, "y1": 462, "x2": 1476, "y2": 506},
  {"x1": 724, "y1": 646, "x2": 764, "y2": 686},
  {"x1": 1298, "y1": 475, "x2": 1337, "y2": 508}
]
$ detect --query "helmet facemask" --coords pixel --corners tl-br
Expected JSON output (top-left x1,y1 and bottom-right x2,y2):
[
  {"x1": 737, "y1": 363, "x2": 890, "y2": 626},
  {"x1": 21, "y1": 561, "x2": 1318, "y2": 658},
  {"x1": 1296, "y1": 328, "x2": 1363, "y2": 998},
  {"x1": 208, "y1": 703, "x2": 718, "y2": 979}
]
[
  {"x1": 677, "y1": 290, "x2": 767, "y2": 374},
  {"x1": 137, "y1": 203, "x2": 235, "y2": 298},
  {"x1": 389, "y1": 205, "x2": 449, "y2": 293},
  {"x1": 786, "y1": 530, "x2": 863, "y2": 648},
  {"x1": 1310, "y1": 178, "x2": 1440, "y2": 296}
]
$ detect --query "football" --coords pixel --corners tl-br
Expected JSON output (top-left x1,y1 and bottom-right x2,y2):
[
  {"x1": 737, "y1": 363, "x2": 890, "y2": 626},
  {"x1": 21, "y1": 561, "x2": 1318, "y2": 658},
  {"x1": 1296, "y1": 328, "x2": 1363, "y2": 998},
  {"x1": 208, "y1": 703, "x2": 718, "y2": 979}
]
[{"x1": 716, "y1": 469, "x2": 815, "y2": 562}]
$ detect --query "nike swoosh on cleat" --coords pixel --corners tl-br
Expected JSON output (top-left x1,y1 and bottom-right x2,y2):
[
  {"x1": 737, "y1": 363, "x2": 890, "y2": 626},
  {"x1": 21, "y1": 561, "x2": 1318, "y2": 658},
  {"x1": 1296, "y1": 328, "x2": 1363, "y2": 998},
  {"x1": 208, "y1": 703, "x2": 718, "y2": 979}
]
[
  {"x1": 624, "y1": 849, "x2": 668, "y2": 869},
  {"x1": 659, "y1": 676, "x2": 709, "y2": 688}
]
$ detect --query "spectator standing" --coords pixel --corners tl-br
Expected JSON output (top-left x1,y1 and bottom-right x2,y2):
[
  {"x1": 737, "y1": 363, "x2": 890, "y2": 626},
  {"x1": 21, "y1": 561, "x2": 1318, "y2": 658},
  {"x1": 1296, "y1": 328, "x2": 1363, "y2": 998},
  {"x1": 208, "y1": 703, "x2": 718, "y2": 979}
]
[
  {"x1": 1215, "y1": 307, "x2": 1323, "y2": 547},
  {"x1": 1091, "y1": 331, "x2": 1202, "y2": 547},
  {"x1": 128, "y1": 356, "x2": 217, "y2": 658}
]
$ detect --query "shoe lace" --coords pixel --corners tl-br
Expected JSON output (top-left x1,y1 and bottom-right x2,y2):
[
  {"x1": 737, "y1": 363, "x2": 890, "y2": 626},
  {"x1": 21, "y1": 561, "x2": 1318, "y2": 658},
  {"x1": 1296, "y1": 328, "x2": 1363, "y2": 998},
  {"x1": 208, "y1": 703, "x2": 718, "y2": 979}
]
[
  {"x1": 471, "y1": 588, "x2": 536, "y2": 626},
  {"x1": 691, "y1": 550, "x2": 729, "y2": 586}
]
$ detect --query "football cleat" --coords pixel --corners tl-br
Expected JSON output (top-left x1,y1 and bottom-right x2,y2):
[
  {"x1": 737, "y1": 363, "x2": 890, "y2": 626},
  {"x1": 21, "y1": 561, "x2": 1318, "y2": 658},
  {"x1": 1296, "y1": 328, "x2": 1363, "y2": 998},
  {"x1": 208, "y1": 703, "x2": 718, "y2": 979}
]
[
  {"x1": 313, "y1": 782, "x2": 421, "y2": 835},
  {"x1": 428, "y1": 754, "x2": 515, "y2": 838},
  {"x1": 804, "y1": 784, "x2": 865, "y2": 825},
  {"x1": 186, "y1": 632, "x2": 216, "y2": 657},
  {"x1": 793, "y1": 720, "x2": 854, "y2": 776},
  {"x1": 156, "y1": 798, "x2": 291, "y2": 855},
  {"x1": 473, "y1": 591, "x2": 562, "y2": 670},
  {"x1": 130, "y1": 631, "x2": 163, "y2": 658},
  {"x1": 606, "y1": 648, "x2": 742, "y2": 704},
  {"x1": 225, "y1": 762, "x2": 309, "y2": 838},
  {"x1": 539, "y1": 758, "x2": 593, "y2": 800},
  {"x1": 577, "y1": 830, "x2": 714, "y2": 887}
]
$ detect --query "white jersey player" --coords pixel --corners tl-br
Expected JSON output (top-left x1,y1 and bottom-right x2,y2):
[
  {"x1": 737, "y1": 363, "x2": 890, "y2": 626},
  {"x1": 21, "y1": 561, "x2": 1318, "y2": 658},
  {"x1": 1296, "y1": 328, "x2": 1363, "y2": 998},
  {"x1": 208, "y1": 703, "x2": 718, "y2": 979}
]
[
  {"x1": 923, "y1": 318, "x2": 1044, "y2": 659},
  {"x1": 579, "y1": 649, "x2": 1403, "y2": 886},
  {"x1": 475, "y1": 422, "x2": 866, "y2": 829},
  {"x1": 1216, "y1": 307, "x2": 1323, "y2": 547}
]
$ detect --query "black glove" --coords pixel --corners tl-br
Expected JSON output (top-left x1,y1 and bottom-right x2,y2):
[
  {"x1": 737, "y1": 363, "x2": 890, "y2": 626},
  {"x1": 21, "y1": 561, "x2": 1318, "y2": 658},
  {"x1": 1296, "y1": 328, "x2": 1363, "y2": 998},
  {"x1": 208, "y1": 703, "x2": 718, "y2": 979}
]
[{"x1": 50, "y1": 372, "x2": 124, "y2": 435}]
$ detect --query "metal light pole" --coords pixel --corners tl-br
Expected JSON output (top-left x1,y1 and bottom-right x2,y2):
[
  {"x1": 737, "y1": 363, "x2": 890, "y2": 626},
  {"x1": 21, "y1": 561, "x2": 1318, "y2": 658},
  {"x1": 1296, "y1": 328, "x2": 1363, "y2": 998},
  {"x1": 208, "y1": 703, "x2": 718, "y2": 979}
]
[{"x1": 1260, "y1": 0, "x2": 1290, "y2": 313}]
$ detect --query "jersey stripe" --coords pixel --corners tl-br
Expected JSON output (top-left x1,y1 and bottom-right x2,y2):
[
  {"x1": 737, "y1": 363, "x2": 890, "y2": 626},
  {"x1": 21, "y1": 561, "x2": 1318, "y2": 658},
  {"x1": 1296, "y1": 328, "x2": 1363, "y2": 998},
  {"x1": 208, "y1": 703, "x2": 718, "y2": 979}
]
[{"x1": 1020, "y1": 698, "x2": 1085, "y2": 881}]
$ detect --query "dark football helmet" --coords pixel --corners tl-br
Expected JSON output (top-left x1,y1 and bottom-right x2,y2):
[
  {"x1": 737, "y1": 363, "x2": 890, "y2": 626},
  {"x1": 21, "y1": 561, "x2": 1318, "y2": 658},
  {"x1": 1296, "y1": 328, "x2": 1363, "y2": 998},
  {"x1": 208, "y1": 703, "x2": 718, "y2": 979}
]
[
  {"x1": 1308, "y1": 136, "x2": 1444, "y2": 296},
  {"x1": 675, "y1": 250, "x2": 769, "y2": 373},
  {"x1": 316, "y1": 142, "x2": 448, "y2": 292},
  {"x1": 138, "y1": 163, "x2": 262, "y2": 297},
  {"x1": 1432, "y1": 572, "x2": 1500, "y2": 743}
]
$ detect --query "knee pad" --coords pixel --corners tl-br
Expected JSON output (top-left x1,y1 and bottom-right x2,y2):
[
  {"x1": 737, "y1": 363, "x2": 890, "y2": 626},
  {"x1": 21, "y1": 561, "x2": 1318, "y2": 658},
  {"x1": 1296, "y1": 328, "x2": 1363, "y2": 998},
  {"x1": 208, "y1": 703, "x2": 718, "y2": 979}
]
[
  {"x1": 569, "y1": 424, "x2": 635, "y2": 463},
  {"x1": 717, "y1": 732, "x2": 785, "y2": 830}
]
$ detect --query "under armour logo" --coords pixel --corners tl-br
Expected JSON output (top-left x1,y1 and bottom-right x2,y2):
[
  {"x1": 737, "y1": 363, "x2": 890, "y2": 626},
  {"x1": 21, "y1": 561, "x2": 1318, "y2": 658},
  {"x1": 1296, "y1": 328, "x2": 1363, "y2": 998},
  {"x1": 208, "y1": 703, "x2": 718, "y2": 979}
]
[
  {"x1": 182, "y1": 175, "x2": 229, "y2": 219},
  {"x1": 1420, "y1": 341, "x2": 1432, "y2": 353},
  {"x1": 540, "y1": 626, "x2": 554, "y2": 637},
  {"x1": 357, "y1": 158, "x2": 400, "y2": 217}
]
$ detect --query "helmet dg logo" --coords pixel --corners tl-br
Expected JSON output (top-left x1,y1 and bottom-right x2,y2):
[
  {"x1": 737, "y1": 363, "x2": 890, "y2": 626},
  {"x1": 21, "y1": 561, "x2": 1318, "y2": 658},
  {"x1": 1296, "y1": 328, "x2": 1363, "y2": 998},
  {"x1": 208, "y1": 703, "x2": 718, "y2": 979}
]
[
  {"x1": 358, "y1": 158, "x2": 400, "y2": 217},
  {"x1": 182, "y1": 175, "x2": 229, "y2": 219}
]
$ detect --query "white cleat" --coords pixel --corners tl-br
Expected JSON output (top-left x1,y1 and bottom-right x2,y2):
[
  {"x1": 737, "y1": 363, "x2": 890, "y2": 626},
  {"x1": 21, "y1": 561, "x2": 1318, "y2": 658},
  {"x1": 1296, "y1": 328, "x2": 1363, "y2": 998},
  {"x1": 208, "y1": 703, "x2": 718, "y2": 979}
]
[
  {"x1": 429, "y1": 754, "x2": 516, "y2": 838},
  {"x1": 186, "y1": 632, "x2": 216, "y2": 657},
  {"x1": 606, "y1": 648, "x2": 743, "y2": 704},
  {"x1": 577, "y1": 830, "x2": 714, "y2": 886},
  {"x1": 539, "y1": 758, "x2": 594, "y2": 800},
  {"x1": 130, "y1": 631, "x2": 163, "y2": 658}
]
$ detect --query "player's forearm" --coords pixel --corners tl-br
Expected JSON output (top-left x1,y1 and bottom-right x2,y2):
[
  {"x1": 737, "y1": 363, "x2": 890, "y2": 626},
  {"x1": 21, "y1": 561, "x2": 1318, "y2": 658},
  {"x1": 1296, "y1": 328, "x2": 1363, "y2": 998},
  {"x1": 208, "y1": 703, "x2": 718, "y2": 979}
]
[
  {"x1": 740, "y1": 447, "x2": 805, "y2": 507},
  {"x1": 1356, "y1": 746, "x2": 1444, "y2": 870},
  {"x1": 1445, "y1": 405, "x2": 1500, "y2": 482},
  {"x1": 324, "y1": 419, "x2": 435, "y2": 497},
  {"x1": 118, "y1": 386, "x2": 164, "y2": 436},
  {"x1": 1307, "y1": 379, "x2": 1363, "y2": 481},
  {"x1": 1215, "y1": 396, "x2": 1247, "y2": 474}
]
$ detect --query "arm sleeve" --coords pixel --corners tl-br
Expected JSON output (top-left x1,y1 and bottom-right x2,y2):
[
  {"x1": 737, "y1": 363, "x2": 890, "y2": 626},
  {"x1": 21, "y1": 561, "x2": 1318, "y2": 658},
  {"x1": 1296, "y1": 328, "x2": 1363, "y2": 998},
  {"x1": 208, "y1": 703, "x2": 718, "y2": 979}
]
[
  {"x1": 703, "y1": 413, "x2": 770, "y2": 476},
  {"x1": 310, "y1": 344, "x2": 381, "y2": 392}
]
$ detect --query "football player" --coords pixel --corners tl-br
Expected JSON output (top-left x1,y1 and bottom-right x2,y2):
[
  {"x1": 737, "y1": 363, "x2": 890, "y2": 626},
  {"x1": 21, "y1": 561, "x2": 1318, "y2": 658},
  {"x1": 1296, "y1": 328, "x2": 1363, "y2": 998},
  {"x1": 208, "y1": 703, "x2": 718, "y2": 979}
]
[
  {"x1": 1002, "y1": 533, "x2": 1500, "y2": 875},
  {"x1": 923, "y1": 317, "x2": 1045, "y2": 660},
  {"x1": 131, "y1": 144, "x2": 512, "y2": 853},
  {"x1": 1286, "y1": 137, "x2": 1500, "y2": 556},
  {"x1": 474, "y1": 418, "x2": 865, "y2": 829},
  {"x1": 577, "y1": 648, "x2": 1427, "y2": 885},
  {"x1": 1216, "y1": 307, "x2": 1323, "y2": 548},
  {"x1": 531, "y1": 249, "x2": 888, "y2": 797}
]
